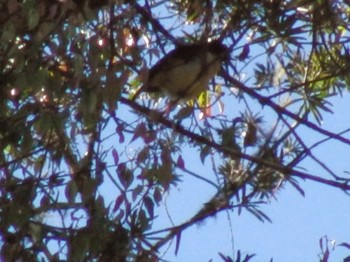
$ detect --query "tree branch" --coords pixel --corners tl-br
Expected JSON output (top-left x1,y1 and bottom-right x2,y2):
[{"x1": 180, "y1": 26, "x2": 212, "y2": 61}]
[
  {"x1": 221, "y1": 71, "x2": 350, "y2": 146},
  {"x1": 119, "y1": 97, "x2": 350, "y2": 191}
]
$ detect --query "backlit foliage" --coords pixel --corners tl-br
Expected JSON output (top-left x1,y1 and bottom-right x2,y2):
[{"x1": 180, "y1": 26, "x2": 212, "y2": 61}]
[{"x1": 1, "y1": 0, "x2": 350, "y2": 260}]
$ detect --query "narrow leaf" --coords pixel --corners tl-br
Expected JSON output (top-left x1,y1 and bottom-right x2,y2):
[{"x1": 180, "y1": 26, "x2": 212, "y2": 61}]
[
  {"x1": 175, "y1": 231, "x2": 182, "y2": 256},
  {"x1": 143, "y1": 196, "x2": 154, "y2": 219},
  {"x1": 176, "y1": 155, "x2": 185, "y2": 169},
  {"x1": 113, "y1": 194, "x2": 124, "y2": 212},
  {"x1": 112, "y1": 148, "x2": 119, "y2": 165}
]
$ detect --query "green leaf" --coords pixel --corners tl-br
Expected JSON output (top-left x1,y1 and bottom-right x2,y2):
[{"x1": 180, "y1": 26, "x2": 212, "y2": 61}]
[
  {"x1": 29, "y1": 222, "x2": 43, "y2": 243},
  {"x1": 1, "y1": 22, "x2": 15, "y2": 42},
  {"x1": 27, "y1": 8, "x2": 40, "y2": 30},
  {"x1": 65, "y1": 180, "x2": 78, "y2": 204},
  {"x1": 174, "y1": 106, "x2": 194, "y2": 120},
  {"x1": 70, "y1": 229, "x2": 90, "y2": 261}
]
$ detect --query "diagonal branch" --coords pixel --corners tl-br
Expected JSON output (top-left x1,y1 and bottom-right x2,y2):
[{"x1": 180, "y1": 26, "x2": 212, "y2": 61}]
[
  {"x1": 220, "y1": 71, "x2": 350, "y2": 146},
  {"x1": 119, "y1": 97, "x2": 350, "y2": 192}
]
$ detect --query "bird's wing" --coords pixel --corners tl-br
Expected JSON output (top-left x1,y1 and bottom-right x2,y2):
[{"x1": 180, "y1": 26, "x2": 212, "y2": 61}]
[{"x1": 148, "y1": 44, "x2": 205, "y2": 79}]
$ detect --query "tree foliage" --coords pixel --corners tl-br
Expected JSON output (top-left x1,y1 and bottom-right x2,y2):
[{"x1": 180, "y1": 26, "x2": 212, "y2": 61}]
[{"x1": 1, "y1": 0, "x2": 350, "y2": 261}]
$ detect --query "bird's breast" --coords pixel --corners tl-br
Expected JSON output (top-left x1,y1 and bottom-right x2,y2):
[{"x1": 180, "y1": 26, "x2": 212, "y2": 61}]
[{"x1": 148, "y1": 52, "x2": 221, "y2": 100}]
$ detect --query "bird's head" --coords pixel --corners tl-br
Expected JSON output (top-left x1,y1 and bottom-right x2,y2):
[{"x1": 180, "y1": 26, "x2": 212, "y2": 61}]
[{"x1": 207, "y1": 40, "x2": 230, "y2": 62}]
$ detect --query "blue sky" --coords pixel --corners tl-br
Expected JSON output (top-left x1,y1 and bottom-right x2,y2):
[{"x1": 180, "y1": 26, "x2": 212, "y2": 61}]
[{"x1": 152, "y1": 93, "x2": 350, "y2": 261}]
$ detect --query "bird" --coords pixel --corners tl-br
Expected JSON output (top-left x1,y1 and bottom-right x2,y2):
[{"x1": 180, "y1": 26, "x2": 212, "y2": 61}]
[{"x1": 132, "y1": 40, "x2": 229, "y2": 102}]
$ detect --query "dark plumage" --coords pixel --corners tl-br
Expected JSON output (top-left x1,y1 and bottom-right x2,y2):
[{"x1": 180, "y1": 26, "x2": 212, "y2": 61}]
[{"x1": 134, "y1": 40, "x2": 228, "y2": 101}]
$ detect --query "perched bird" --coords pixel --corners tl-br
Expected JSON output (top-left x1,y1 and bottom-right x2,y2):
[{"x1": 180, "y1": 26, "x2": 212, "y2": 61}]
[{"x1": 133, "y1": 40, "x2": 228, "y2": 101}]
